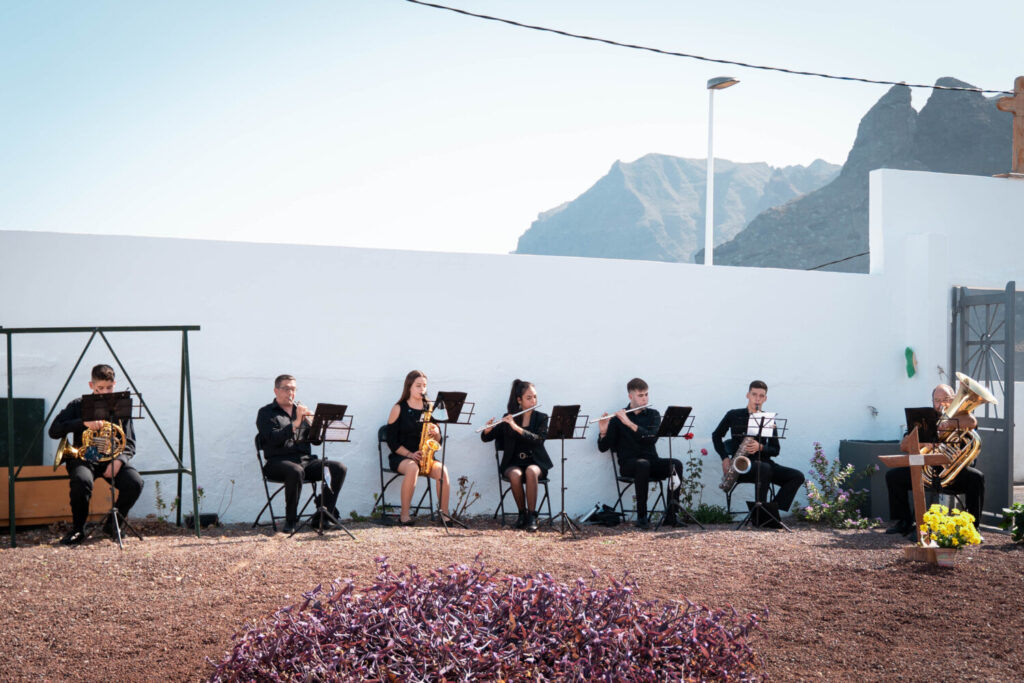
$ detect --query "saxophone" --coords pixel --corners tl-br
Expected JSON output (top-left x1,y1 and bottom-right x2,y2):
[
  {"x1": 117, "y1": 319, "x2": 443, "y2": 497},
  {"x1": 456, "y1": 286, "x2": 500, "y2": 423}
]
[
  {"x1": 418, "y1": 397, "x2": 441, "y2": 476},
  {"x1": 719, "y1": 437, "x2": 754, "y2": 491}
]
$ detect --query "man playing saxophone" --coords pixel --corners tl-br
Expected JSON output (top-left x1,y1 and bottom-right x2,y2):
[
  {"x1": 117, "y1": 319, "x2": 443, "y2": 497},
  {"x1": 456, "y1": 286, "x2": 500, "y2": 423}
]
[
  {"x1": 48, "y1": 364, "x2": 144, "y2": 545},
  {"x1": 711, "y1": 380, "x2": 804, "y2": 519},
  {"x1": 885, "y1": 383, "x2": 984, "y2": 539}
]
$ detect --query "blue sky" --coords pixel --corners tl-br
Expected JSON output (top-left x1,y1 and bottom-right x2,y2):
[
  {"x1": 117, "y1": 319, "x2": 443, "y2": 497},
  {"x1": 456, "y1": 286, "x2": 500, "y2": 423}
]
[{"x1": 2, "y1": 1, "x2": 1020, "y2": 255}]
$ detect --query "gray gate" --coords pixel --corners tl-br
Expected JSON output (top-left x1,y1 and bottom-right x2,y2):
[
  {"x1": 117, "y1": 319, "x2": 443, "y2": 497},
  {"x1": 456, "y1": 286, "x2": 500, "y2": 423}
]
[{"x1": 949, "y1": 282, "x2": 1015, "y2": 524}]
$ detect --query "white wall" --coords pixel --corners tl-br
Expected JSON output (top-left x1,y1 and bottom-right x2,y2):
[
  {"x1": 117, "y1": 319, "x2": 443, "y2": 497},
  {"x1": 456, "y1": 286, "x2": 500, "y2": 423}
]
[{"x1": 2, "y1": 169, "x2": 1022, "y2": 522}]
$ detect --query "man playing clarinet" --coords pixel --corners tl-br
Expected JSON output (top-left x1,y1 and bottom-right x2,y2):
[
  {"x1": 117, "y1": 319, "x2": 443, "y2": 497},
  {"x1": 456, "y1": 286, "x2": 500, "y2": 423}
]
[
  {"x1": 712, "y1": 380, "x2": 804, "y2": 519},
  {"x1": 256, "y1": 374, "x2": 347, "y2": 533},
  {"x1": 597, "y1": 378, "x2": 683, "y2": 528}
]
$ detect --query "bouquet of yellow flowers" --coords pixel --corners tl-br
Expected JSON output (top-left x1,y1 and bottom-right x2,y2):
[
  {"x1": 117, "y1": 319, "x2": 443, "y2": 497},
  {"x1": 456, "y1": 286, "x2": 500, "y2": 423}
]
[{"x1": 921, "y1": 504, "x2": 982, "y2": 548}]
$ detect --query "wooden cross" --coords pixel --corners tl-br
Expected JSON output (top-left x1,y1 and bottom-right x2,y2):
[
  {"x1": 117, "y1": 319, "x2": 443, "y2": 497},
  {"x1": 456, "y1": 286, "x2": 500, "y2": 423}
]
[
  {"x1": 878, "y1": 427, "x2": 948, "y2": 547},
  {"x1": 996, "y1": 76, "x2": 1024, "y2": 175}
]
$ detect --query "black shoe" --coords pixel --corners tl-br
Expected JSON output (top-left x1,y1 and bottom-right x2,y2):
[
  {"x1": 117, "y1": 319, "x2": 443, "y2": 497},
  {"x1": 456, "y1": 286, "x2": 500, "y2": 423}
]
[
  {"x1": 282, "y1": 521, "x2": 297, "y2": 534},
  {"x1": 102, "y1": 518, "x2": 119, "y2": 538},
  {"x1": 635, "y1": 516, "x2": 650, "y2": 529},
  {"x1": 398, "y1": 518, "x2": 416, "y2": 527},
  {"x1": 886, "y1": 520, "x2": 910, "y2": 535},
  {"x1": 61, "y1": 530, "x2": 85, "y2": 546},
  {"x1": 514, "y1": 510, "x2": 528, "y2": 529},
  {"x1": 663, "y1": 515, "x2": 685, "y2": 527},
  {"x1": 527, "y1": 511, "x2": 539, "y2": 532}
]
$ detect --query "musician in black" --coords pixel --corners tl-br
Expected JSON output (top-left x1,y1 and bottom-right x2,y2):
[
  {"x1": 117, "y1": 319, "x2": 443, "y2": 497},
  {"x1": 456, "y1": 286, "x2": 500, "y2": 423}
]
[
  {"x1": 711, "y1": 380, "x2": 804, "y2": 517},
  {"x1": 385, "y1": 370, "x2": 450, "y2": 525},
  {"x1": 256, "y1": 374, "x2": 347, "y2": 533},
  {"x1": 48, "y1": 364, "x2": 144, "y2": 545},
  {"x1": 885, "y1": 383, "x2": 984, "y2": 538},
  {"x1": 481, "y1": 379, "x2": 552, "y2": 532},
  {"x1": 597, "y1": 378, "x2": 682, "y2": 528}
]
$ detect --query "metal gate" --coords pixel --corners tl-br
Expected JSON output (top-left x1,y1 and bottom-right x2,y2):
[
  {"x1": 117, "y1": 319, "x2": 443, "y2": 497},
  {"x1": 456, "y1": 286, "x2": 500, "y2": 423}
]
[{"x1": 949, "y1": 282, "x2": 1015, "y2": 524}]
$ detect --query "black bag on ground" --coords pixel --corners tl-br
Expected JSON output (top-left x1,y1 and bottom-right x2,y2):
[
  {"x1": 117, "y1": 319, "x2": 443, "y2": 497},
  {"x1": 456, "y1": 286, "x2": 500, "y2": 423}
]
[{"x1": 586, "y1": 504, "x2": 624, "y2": 527}]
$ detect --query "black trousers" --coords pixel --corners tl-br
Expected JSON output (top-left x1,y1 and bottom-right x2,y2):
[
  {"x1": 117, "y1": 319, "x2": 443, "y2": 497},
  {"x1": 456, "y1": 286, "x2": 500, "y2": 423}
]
[
  {"x1": 619, "y1": 457, "x2": 682, "y2": 519},
  {"x1": 66, "y1": 459, "x2": 144, "y2": 533},
  {"x1": 885, "y1": 465, "x2": 984, "y2": 523},
  {"x1": 263, "y1": 456, "x2": 347, "y2": 523},
  {"x1": 735, "y1": 460, "x2": 805, "y2": 513}
]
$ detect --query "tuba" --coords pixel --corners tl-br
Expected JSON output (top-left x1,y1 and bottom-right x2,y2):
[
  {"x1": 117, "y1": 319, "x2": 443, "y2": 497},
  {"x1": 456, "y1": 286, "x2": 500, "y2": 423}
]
[
  {"x1": 720, "y1": 437, "x2": 754, "y2": 491},
  {"x1": 53, "y1": 421, "x2": 127, "y2": 470},
  {"x1": 418, "y1": 398, "x2": 441, "y2": 476},
  {"x1": 921, "y1": 372, "x2": 997, "y2": 488}
]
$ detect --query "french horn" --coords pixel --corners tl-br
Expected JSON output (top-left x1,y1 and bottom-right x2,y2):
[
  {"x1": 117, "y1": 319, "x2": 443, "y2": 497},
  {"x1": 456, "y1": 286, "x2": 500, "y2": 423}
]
[{"x1": 53, "y1": 421, "x2": 127, "y2": 470}]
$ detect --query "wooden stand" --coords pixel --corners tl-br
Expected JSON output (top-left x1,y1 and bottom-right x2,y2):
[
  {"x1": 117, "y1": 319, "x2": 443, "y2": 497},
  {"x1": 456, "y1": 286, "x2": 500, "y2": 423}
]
[{"x1": 1, "y1": 465, "x2": 109, "y2": 526}]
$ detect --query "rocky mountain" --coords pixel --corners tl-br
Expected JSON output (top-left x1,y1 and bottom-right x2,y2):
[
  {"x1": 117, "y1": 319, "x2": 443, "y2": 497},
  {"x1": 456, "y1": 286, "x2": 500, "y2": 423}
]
[
  {"x1": 514, "y1": 154, "x2": 839, "y2": 263},
  {"x1": 697, "y1": 77, "x2": 1013, "y2": 272},
  {"x1": 516, "y1": 77, "x2": 1012, "y2": 272}
]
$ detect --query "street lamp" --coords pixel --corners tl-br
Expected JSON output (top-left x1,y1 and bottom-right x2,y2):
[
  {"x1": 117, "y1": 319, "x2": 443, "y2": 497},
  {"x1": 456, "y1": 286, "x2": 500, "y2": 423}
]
[{"x1": 704, "y1": 76, "x2": 739, "y2": 266}]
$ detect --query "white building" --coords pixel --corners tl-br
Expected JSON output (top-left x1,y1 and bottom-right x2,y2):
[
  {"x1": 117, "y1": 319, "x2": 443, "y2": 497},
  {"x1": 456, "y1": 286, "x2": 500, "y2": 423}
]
[{"x1": 2, "y1": 169, "x2": 1022, "y2": 525}]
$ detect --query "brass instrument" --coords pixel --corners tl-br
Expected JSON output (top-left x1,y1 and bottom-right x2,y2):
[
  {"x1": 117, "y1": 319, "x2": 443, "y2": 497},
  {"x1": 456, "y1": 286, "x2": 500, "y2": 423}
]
[
  {"x1": 921, "y1": 372, "x2": 997, "y2": 488},
  {"x1": 53, "y1": 421, "x2": 127, "y2": 470},
  {"x1": 418, "y1": 397, "x2": 441, "y2": 476},
  {"x1": 719, "y1": 437, "x2": 753, "y2": 491}
]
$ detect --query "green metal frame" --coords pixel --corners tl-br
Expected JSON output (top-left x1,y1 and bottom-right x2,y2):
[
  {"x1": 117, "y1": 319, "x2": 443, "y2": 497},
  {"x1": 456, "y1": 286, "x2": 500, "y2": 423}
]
[{"x1": 3, "y1": 326, "x2": 200, "y2": 548}]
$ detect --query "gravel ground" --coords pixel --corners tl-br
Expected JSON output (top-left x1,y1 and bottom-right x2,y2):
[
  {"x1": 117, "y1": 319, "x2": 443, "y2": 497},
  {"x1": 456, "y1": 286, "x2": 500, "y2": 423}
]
[{"x1": 1, "y1": 517, "x2": 1021, "y2": 682}]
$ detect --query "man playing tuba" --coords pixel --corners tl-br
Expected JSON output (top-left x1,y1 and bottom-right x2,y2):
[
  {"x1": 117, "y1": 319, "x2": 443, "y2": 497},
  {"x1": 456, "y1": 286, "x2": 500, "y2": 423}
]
[
  {"x1": 48, "y1": 364, "x2": 144, "y2": 545},
  {"x1": 885, "y1": 383, "x2": 985, "y2": 539}
]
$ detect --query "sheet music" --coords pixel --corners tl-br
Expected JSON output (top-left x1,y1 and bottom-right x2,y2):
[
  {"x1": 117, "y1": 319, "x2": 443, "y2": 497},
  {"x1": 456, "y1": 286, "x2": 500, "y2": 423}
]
[{"x1": 747, "y1": 411, "x2": 776, "y2": 437}]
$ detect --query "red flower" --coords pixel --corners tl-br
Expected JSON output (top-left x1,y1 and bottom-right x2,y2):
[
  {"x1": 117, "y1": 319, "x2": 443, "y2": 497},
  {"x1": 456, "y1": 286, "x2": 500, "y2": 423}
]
[
  {"x1": 700, "y1": 448, "x2": 708, "y2": 456},
  {"x1": 683, "y1": 432, "x2": 694, "y2": 440}
]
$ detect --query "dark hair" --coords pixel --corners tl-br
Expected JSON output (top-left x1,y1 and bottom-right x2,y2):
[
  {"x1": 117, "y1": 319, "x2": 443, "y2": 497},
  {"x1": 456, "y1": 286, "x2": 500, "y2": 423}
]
[
  {"x1": 91, "y1": 364, "x2": 115, "y2": 382},
  {"x1": 399, "y1": 370, "x2": 427, "y2": 404},
  {"x1": 626, "y1": 377, "x2": 648, "y2": 393},
  {"x1": 506, "y1": 379, "x2": 535, "y2": 417},
  {"x1": 749, "y1": 380, "x2": 768, "y2": 391},
  {"x1": 274, "y1": 374, "x2": 296, "y2": 389}
]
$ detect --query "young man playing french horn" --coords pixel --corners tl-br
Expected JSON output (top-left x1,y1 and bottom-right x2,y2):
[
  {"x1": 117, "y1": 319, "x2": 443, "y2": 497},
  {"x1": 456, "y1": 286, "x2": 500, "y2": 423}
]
[{"x1": 48, "y1": 364, "x2": 144, "y2": 545}]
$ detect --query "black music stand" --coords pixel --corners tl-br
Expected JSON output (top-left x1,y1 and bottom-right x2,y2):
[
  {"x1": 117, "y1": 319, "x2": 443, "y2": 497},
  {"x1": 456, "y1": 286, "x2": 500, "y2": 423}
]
[
  {"x1": 656, "y1": 406, "x2": 703, "y2": 530},
  {"x1": 81, "y1": 391, "x2": 142, "y2": 548},
  {"x1": 432, "y1": 391, "x2": 474, "y2": 533},
  {"x1": 291, "y1": 403, "x2": 355, "y2": 540},
  {"x1": 735, "y1": 414, "x2": 791, "y2": 532},
  {"x1": 548, "y1": 404, "x2": 588, "y2": 537}
]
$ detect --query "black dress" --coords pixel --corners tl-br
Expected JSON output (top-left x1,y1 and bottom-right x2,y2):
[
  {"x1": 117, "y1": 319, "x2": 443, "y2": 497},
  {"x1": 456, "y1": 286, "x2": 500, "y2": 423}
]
[
  {"x1": 385, "y1": 400, "x2": 442, "y2": 473},
  {"x1": 481, "y1": 411, "x2": 552, "y2": 477}
]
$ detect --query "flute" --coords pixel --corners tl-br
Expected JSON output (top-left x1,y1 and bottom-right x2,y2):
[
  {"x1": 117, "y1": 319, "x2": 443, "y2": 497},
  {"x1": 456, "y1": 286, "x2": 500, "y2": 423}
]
[
  {"x1": 475, "y1": 404, "x2": 542, "y2": 433},
  {"x1": 588, "y1": 404, "x2": 654, "y2": 424}
]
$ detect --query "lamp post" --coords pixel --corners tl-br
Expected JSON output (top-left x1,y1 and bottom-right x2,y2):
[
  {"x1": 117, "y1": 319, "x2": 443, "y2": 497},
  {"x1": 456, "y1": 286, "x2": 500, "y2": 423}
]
[{"x1": 704, "y1": 76, "x2": 739, "y2": 266}]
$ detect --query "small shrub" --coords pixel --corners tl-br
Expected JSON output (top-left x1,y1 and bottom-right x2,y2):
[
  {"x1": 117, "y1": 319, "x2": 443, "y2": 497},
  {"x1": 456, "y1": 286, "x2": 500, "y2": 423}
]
[
  {"x1": 1001, "y1": 502, "x2": 1024, "y2": 544},
  {"x1": 691, "y1": 502, "x2": 733, "y2": 524},
  {"x1": 797, "y1": 442, "x2": 881, "y2": 529},
  {"x1": 208, "y1": 558, "x2": 768, "y2": 682}
]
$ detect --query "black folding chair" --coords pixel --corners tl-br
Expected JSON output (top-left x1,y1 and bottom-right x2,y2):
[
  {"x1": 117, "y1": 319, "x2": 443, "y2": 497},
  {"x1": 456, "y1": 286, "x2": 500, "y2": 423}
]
[
  {"x1": 376, "y1": 425, "x2": 434, "y2": 523},
  {"x1": 491, "y1": 440, "x2": 552, "y2": 526},
  {"x1": 609, "y1": 450, "x2": 667, "y2": 523},
  {"x1": 252, "y1": 434, "x2": 316, "y2": 531}
]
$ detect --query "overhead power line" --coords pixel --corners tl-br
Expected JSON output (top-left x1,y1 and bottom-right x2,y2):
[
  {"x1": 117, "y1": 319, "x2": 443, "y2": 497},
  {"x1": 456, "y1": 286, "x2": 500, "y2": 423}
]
[
  {"x1": 806, "y1": 251, "x2": 870, "y2": 271},
  {"x1": 405, "y1": 0, "x2": 1013, "y2": 95}
]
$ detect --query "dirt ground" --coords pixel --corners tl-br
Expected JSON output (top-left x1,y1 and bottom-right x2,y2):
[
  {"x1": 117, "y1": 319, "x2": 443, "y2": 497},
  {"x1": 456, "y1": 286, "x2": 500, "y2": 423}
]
[{"x1": 1, "y1": 517, "x2": 1021, "y2": 682}]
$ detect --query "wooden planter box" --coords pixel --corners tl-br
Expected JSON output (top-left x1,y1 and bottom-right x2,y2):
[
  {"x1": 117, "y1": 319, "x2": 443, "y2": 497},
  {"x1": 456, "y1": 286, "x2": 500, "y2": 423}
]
[{"x1": 1, "y1": 466, "x2": 111, "y2": 526}]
